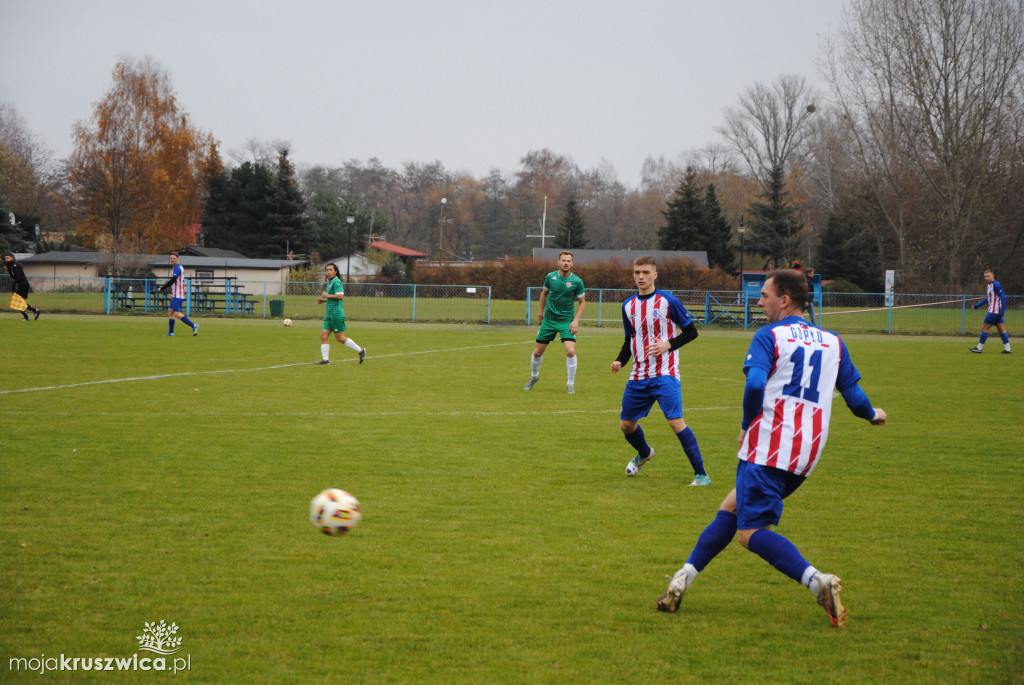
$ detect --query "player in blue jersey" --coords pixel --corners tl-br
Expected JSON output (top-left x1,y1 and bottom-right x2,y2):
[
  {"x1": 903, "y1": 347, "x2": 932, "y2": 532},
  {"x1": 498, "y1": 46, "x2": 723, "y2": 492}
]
[
  {"x1": 158, "y1": 253, "x2": 198, "y2": 336},
  {"x1": 610, "y1": 256, "x2": 709, "y2": 486},
  {"x1": 968, "y1": 269, "x2": 1011, "y2": 354},
  {"x1": 656, "y1": 269, "x2": 887, "y2": 626}
]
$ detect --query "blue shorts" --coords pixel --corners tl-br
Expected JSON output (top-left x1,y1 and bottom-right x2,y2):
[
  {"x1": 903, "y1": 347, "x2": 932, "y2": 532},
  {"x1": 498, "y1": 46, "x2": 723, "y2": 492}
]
[
  {"x1": 984, "y1": 312, "x2": 1004, "y2": 326},
  {"x1": 619, "y1": 376, "x2": 683, "y2": 421},
  {"x1": 735, "y1": 460, "x2": 807, "y2": 530},
  {"x1": 169, "y1": 297, "x2": 184, "y2": 313}
]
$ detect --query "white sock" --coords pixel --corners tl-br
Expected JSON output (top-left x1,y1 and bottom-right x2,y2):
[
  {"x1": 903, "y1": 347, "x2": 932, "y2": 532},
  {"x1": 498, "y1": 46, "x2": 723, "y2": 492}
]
[
  {"x1": 320, "y1": 343, "x2": 330, "y2": 361},
  {"x1": 802, "y1": 566, "x2": 820, "y2": 593},
  {"x1": 566, "y1": 356, "x2": 578, "y2": 383},
  {"x1": 530, "y1": 354, "x2": 542, "y2": 378},
  {"x1": 344, "y1": 338, "x2": 361, "y2": 352},
  {"x1": 681, "y1": 563, "x2": 698, "y2": 584}
]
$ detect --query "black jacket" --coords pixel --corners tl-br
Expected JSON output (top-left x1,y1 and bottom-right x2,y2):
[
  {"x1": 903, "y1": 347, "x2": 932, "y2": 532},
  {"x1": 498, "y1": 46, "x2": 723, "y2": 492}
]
[{"x1": 4, "y1": 260, "x2": 30, "y2": 293}]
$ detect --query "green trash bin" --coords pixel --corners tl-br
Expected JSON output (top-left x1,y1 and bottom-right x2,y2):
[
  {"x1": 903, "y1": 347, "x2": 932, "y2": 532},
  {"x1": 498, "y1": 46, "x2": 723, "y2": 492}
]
[{"x1": 269, "y1": 299, "x2": 285, "y2": 318}]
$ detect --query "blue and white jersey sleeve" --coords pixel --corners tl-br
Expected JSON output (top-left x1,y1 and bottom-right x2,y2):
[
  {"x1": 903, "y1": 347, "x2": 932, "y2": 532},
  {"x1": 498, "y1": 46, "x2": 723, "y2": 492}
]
[
  {"x1": 665, "y1": 292, "x2": 695, "y2": 329},
  {"x1": 994, "y1": 281, "x2": 1007, "y2": 315}
]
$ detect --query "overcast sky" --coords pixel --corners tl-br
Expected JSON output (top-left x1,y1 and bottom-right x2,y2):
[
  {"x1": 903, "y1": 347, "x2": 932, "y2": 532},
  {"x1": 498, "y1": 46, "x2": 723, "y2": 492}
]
[{"x1": 1, "y1": 0, "x2": 844, "y2": 185}]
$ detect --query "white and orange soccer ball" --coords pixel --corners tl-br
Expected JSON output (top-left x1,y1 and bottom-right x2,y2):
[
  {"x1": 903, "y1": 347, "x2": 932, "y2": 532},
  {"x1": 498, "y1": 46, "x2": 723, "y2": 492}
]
[
  {"x1": 283, "y1": 318, "x2": 293, "y2": 327},
  {"x1": 309, "y1": 488, "x2": 362, "y2": 536}
]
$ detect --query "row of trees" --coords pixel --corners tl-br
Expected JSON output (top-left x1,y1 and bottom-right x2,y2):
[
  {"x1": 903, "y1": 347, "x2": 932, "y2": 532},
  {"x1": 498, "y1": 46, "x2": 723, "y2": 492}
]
[{"x1": 2, "y1": 0, "x2": 1022, "y2": 294}]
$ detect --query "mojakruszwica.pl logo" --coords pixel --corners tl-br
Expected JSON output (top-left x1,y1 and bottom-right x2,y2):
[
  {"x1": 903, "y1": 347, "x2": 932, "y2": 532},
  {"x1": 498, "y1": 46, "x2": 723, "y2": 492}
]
[{"x1": 8, "y1": 620, "x2": 192, "y2": 675}]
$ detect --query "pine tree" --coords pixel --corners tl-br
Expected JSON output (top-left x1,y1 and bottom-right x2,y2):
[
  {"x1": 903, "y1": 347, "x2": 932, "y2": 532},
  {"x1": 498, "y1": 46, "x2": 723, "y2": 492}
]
[
  {"x1": 658, "y1": 168, "x2": 704, "y2": 251},
  {"x1": 200, "y1": 149, "x2": 309, "y2": 259},
  {"x1": 747, "y1": 164, "x2": 802, "y2": 268},
  {"x1": 701, "y1": 184, "x2": 735, "y2": 271},
  {"x1": 554, "y1": 197, "x2": 589, "y2": 249},
  {"x1": 270, "y1": 149, "x2": 309, "y2": 259},
  {"x1": 0, "y1": 196, "x2": 31, "y2": 254}
]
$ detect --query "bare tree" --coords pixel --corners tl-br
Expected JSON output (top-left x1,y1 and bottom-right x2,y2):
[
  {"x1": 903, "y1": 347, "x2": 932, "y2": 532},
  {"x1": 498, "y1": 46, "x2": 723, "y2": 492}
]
[
  {"x1": 718, "y1": 74, "x2": 822, "y2": 184},
  {"x1": 0, "y1": 101, "x2": 67, "y2": 236},
  {"x1": 824, "y1": 0, "x2": 1024, "y2": 289}
]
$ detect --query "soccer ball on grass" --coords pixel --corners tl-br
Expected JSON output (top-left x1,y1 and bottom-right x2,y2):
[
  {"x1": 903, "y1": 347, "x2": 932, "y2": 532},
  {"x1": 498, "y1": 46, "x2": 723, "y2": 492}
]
[
  {"x1": 283, "y1": 318, "x2": 293, "y2": 327},
  {"x1": 309, "y1": 488, "x2": 362, "y2": 535}
]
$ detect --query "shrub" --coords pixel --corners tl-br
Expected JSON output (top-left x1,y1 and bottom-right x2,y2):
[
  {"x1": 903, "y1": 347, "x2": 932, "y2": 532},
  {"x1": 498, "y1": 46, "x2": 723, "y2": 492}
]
[{"x1": 414, "y1": 258, "x2": 739, "y2": 299}]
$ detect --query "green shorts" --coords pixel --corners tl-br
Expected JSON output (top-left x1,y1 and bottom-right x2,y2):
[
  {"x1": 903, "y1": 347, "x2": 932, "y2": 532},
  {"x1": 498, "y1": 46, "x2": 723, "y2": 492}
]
[
  {"x1": 323, "y1": 315, "x2": 347, "y2": 333},
  {"x1": 536, "y1": 317, "x2": 575, "y2": 344}
]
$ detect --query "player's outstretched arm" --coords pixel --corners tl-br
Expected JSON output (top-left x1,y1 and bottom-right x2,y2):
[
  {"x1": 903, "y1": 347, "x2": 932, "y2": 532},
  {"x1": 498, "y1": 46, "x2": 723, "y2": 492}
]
[{"x1": 841, "y1": 383, "x2": 887, "y2": 425}]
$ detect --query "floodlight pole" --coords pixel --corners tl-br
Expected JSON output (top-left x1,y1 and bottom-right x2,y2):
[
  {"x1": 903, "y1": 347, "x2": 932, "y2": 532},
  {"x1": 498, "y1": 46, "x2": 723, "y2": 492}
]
[
  {"x1": 738, "y1": 215, "x2": 746, "y2": 275},
  {"x1": 437, "y1": 198, "x2": 448, "y2": 261},
  {"x1": 346, "y1": 215, "x2": 355, "y2": 283}
]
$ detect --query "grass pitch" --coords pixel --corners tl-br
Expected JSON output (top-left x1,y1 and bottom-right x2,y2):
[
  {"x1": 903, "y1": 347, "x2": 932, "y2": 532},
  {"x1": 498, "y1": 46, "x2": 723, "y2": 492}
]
[{"x1": 1, "y1": 315, "x2": 1021, "y2": 683}]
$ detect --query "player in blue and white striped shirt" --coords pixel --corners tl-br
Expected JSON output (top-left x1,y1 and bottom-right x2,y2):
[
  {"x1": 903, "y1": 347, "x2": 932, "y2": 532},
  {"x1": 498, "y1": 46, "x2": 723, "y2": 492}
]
[
  {"x1": 610, "y1": 257, "x2": 709, "y2": 486},
  {"x1": 968, "y1": 269, "x2": 1011, "y2": 354},
  {"x1": 656, "y1": 269, "x2": 887, "y2": 626},
  {"x1": 158, "y1": 252, "x2": 198, "y2": 337}
]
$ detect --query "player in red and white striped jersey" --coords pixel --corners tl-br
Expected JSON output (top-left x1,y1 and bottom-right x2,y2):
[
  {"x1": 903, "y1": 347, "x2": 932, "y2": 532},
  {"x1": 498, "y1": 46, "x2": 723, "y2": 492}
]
[
  {"x1": 611, "y1": 257, "x2": 709, "y2": 485},
  {"x1": 657, "y1": 269, "x2": 887, "y2": 627},
  {"x1": 158, "y1": 252, "x2": 199, "y2": 337}
]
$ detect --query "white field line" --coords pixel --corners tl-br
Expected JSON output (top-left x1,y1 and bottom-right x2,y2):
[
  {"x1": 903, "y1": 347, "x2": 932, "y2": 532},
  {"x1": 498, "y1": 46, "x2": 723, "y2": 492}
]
[{"x1": 0, "y1": 337, "x2": 744, "y2": 408}]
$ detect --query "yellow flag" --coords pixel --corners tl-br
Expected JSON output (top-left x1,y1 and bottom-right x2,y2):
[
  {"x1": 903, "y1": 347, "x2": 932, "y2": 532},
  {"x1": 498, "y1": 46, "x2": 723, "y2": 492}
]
[{"x1": 9, "y1": 293, "x2": 27, "y2": 311}]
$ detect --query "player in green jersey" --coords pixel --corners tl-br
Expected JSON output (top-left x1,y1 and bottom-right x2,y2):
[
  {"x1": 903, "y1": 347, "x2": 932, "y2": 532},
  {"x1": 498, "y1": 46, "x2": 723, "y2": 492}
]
[
  {"x1": 524, "y1": 251, "x2": 586, "y2": 394},
  {"x1": 317, "y1": 263, "x2": 366, "y2": 365}
]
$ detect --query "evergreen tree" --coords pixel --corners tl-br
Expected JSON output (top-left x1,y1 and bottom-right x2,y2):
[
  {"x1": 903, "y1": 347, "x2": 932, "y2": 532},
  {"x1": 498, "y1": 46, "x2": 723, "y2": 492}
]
[
  {"x1": 554, "y1": 197, "x2": 589, "y2": 249},
  {"x1": 701, "y1": 184, "x2": 735, "y2": 271},
  {"x1": 269, "y1": 149, "x2": 310, "y2": 259},
  {"x1": 747, "y1": 164, "x2": 802, "y2": 268},
  {"x1": 814, "y1": 194, "x2": 893, "y2": 292},
  {"x1": 658, "y1": 167, "x2": 704, "y2": 251},
  {"x1": 202, "y1": 157, "x2": 310, "y2": 259},
  {"x1": 201, "y1": 162, "x2": 276, "y2": 257},
  {"x1": 0, "y1": 196, "x2": 31, "y2": 254}
]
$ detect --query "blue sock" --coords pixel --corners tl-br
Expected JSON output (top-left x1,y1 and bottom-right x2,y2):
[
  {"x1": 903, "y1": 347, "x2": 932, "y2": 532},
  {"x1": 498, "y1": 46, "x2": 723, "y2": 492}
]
[
  {"x1": 168, "y1": 319, "x2": 175, "y2": 334},
  {"x1": 676, "y1": 427, "x2": 707, "y2": 476},
  {"x1": 979, "y1": 331, "x2": 988, "y2": 345},
  {"x1": 1001, "y1": 333, "x2": 1010, "y2": 345},
  {"x1": 747, "y1": 529, "x2": 811, "y2": 583},
  {"x1": 686, "y1": 510, "x2": 737, "y2": 571},
  {"x1": 624, "y1": 426, "x2": 651, "y2": 458},
  {"x1": 181, "y1": 316, "x2": 195, "y2": 329}
]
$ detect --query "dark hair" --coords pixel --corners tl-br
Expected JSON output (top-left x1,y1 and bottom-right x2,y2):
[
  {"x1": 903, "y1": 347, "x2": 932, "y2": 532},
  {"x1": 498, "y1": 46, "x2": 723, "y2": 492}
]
[
  {"x1": 633, "y1": 256, "x2": 656, "y2": 268},
  {"x1": 169, "y1": 251, "x2": 179, "y2": 258},
  {"x1": 325, "y1": 263, "x2": 340, "y2": 279},
  {"x1": 767, "y1": 269, "x2": 808, "y2": 309}
]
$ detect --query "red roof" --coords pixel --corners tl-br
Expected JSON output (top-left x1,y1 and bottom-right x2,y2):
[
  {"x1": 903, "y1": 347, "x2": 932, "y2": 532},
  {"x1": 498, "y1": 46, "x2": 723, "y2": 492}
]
[{"x1": 371, "y1": 240, "x2": 429, "y2": 258}]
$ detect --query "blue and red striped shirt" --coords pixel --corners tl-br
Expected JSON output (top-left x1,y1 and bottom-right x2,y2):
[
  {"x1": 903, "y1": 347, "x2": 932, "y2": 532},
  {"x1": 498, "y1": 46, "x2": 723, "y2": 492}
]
[
  {"x1": 739, "y1": 316, "x2": 861, "y2": 477},
  {"x1": 621, "y1": 289, "x2": 694, "y2": 381}
]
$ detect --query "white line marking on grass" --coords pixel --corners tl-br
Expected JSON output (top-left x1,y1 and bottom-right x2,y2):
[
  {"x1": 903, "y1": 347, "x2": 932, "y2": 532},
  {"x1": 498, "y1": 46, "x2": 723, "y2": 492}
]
[
  {"x1": 0, "y1": 340, "x2": 536, "y2": 395},
  {"x1": 14, "y1": 406, "x2": 738, "y2": 418},
  {"x1": 1, "y1": 338, "x2": 742, "y2": 396}
]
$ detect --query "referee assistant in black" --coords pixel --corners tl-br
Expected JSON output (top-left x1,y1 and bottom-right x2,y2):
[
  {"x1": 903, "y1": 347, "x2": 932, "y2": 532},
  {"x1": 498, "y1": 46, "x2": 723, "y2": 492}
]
[{"x1": 3, "y1": 253, "x2": 41, "y2": 320}]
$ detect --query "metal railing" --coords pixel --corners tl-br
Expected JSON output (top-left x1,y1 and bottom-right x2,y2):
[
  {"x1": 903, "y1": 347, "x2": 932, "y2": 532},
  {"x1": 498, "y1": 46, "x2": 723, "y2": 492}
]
[
  {"x1": 525, "y1": 287, "x2": 1022, "y2": 336},
  {"x1": 1, "y1": 275, "x2": 493, "y2": 324}
]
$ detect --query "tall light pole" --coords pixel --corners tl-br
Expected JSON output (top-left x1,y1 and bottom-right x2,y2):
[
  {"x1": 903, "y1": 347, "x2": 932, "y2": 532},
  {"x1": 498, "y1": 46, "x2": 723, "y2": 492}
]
[
  {"x1": 346, "y1": 215, "x2": 355, "y2": 283},
  {"x1": 437, "y1": 197, "x2": 448, "y2": 261},
  {"x1": 738, "y1": 215, "x2": 746, "y2": 276}
]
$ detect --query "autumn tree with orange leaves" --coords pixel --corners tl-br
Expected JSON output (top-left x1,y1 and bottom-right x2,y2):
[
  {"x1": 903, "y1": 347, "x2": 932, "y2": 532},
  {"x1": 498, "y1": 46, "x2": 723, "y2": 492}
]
[{"x1": 68, "y1": 56, "x2": 217, "y2": 270}]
